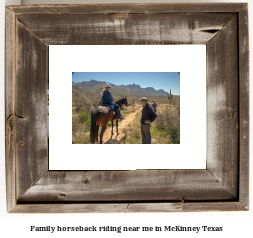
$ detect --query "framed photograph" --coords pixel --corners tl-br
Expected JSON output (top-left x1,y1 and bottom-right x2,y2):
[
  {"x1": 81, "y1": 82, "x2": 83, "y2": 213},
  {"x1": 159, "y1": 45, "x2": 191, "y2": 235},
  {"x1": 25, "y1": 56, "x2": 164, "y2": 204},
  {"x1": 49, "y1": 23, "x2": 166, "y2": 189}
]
[
  {"x1": 5, "y1": 3, "x2": 249, "y2": 213},
  {"x1": 49, "y1": 45, "x2": 206, "y2": 170}
]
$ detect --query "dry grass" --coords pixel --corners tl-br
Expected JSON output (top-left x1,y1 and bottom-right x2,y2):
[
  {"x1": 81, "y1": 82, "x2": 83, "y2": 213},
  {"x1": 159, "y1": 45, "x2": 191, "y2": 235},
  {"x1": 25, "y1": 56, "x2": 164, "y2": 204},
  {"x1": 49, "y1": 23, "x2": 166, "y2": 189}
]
[
  {"x1": 72, "y1": 115, "x2": 90, "y2": 144},
  {"x1": 121, "y1": 99, "x2": 180, "y2": 144},
  {"x1": 121, "y1": 112, "x2": 142, "y2": 144},
  {"x1": 121, "y1": 103, "x2": 142, "y2": 118},
  {"x1": 152, "y1": 101, "x2": 180, "y2": 144},
  {"x1": 72, "y1": 91, "x2": 180, "y2": 144}
]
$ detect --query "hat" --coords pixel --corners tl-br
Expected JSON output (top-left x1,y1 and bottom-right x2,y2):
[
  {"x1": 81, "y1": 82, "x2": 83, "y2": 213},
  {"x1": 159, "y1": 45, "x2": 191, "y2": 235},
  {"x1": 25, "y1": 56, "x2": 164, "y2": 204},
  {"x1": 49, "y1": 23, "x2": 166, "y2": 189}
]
[
  {"x1": 153, "y1": 100, "x2": 156, "y2": 102},
  {"x1": 139, "y1": 97, "x2": 148, "y2": 102},
  {"x1": 105, "y1": 83, "x2": 111, "y2": 88}
]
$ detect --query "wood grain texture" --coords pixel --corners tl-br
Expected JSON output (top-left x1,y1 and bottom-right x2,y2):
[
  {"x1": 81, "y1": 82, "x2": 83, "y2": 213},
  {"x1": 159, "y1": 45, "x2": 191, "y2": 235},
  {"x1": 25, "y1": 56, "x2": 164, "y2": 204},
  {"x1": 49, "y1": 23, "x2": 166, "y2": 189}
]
[
  {"x1": 5, "y1": 3, "x2": 249, "y2": 213},
  {"x1": 10, "y1": 202, "x2": 247, "y2": 213},
  {"x1": 18, "y1": 170, "x2": 236, "y2": 202},
  {"x1": 238, "y1": 4, "x2": 249, "y2": 209},
  {"x1": 5, "y1": 7, "x2": 16, "y2": 212},
  {"x1": 16, "y1": 13, "x2": 236, "y2": 45},
  {"x1": 15, "y1": 20, "x2": 48, "y2": 200},
  {"x1": 7, "y1": 3, "x2": 246, "y2": 15},
  {"x1": 206, "y1": 16, "x2": 239, "y2": 198},
  {"x1": 125, "y1": 202, "x2": 248, "y2": 212}
]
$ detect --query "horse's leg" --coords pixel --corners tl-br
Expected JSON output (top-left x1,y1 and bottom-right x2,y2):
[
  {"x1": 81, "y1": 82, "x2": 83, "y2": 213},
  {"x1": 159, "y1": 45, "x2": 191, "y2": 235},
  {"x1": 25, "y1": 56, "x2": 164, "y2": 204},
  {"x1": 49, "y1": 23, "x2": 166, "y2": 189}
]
[
  {"x1": 116, "y1": 119, "x2": 119, "y2": 135},
  {"x1": 100, "y1": 126, "x2": 106, "y2": 144},
  {"x1": 95, "y1": 125, "x2": 99, "y2": 143},
  {"x1": 111, "y1": 120, "x2": 114, "y2": 138}
]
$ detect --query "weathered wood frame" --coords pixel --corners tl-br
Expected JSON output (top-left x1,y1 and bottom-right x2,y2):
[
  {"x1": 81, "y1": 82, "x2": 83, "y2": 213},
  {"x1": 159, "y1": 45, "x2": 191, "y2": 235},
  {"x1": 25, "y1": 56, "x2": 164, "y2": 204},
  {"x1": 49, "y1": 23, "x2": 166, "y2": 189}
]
[{"x1": 5, "y1": 4, "x2": 249, "y2": 213}]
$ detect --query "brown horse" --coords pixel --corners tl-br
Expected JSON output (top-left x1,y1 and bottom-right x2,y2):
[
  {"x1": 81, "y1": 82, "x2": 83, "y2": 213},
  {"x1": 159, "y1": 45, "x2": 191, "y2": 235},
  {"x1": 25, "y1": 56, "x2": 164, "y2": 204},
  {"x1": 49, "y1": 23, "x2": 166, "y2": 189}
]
[{"x1": 90, "y1": 96, "x2": 128, "y2": 144}]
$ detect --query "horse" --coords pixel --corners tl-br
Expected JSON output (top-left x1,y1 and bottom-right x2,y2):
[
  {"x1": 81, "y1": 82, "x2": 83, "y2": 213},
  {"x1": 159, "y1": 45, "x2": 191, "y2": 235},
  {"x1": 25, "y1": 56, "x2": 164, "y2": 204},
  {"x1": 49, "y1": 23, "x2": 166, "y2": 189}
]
[{"x1": 90, "y1": 96, "x2": 129, "y2": 144}]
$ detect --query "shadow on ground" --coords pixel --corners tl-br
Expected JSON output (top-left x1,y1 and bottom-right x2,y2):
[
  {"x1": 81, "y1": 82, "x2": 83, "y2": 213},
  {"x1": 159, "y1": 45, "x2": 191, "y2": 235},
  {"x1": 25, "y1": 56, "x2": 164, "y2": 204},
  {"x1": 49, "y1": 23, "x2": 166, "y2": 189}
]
[{"x1": 103, "y1": 135, "x2": 127, "y2": 144}]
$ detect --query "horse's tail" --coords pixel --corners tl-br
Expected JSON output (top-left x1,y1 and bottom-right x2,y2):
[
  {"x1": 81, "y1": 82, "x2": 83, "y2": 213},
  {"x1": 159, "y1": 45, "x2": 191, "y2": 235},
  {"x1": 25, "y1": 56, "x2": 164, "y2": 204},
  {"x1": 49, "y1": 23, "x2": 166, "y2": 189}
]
[{"x1": 90, "y1": 108, "x2": 99, "y2": 144}]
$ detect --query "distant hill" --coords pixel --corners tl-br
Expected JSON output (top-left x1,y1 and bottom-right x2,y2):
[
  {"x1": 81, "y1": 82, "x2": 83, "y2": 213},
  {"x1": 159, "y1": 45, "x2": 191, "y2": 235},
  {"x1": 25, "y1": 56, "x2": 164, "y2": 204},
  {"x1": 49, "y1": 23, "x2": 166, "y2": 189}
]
[{"x1": 72, "y1": 80, "x2": 179, "y2": 98}]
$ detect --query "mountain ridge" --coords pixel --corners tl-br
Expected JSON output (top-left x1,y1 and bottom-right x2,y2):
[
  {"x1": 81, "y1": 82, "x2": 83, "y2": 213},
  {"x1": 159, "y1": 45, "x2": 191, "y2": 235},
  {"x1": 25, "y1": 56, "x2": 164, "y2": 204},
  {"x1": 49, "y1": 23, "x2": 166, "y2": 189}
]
[{"x1": 72, "y1": 80, "x2": 179, "y2": 98}]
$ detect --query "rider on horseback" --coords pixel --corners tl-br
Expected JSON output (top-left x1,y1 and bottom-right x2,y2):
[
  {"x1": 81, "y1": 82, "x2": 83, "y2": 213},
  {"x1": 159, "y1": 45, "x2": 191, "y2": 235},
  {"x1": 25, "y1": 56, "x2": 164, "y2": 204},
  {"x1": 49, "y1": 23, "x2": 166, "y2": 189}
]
[{"x1": 101, "y1": 83, "x2": 124, "y2": 120}]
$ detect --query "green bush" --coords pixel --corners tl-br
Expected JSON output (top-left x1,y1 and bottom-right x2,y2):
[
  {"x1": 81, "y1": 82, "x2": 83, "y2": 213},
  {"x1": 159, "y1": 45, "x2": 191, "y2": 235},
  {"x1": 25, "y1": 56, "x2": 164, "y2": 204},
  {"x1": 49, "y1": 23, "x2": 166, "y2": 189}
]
[{"x1": 78, "y1": 111, "x2": 88, "y2": 123}]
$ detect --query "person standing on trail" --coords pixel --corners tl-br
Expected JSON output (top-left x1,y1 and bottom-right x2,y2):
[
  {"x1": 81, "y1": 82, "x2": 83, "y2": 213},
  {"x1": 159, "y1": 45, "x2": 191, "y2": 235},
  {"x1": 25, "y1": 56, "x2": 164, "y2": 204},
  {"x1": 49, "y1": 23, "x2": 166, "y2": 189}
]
[
  {"x1": 152, "y1": 100, "x2": 157, "y2": 112},
  {"x1": 101, "y1": 83, "x2": 124, "y2": 120},
  {"x1": 139, "y1": 97, "x2": 157, "y2": 144}
]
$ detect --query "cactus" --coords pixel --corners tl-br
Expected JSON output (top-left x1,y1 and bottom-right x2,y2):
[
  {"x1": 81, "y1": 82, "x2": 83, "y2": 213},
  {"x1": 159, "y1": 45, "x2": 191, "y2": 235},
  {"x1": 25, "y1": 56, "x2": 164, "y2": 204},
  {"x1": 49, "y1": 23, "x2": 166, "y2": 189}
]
[{"x1": 167, "y1": 89, "x2": 173, "y2": 105}]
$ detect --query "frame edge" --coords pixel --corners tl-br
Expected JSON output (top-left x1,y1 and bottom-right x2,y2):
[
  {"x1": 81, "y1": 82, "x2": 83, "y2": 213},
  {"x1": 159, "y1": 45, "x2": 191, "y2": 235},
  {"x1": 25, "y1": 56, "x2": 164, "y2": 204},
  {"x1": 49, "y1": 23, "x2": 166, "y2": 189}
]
[
  {"x1": 238, "y1": 3, "x2": 249, "y2": 209},
  {"x1": 5, "y1": 7, "x2": 16, "y2": 213}
]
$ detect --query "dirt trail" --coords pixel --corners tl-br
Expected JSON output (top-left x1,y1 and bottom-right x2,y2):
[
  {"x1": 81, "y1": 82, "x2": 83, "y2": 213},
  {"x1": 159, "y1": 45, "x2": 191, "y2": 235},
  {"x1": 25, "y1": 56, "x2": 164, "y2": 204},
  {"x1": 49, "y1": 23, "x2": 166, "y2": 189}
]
[{"x1": 102, "y1": 107, "x2": 142, "y2": 144}]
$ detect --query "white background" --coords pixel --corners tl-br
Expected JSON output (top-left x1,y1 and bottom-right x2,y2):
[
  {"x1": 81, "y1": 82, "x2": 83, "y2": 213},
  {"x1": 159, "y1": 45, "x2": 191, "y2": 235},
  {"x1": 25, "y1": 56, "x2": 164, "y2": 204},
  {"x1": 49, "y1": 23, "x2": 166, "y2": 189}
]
[
  {"x1": 0, "y1": 0, "x2": 252, "y2": 237},
  {"x1": 49, "y1": 45, "x2": 206, "y2": 170}
]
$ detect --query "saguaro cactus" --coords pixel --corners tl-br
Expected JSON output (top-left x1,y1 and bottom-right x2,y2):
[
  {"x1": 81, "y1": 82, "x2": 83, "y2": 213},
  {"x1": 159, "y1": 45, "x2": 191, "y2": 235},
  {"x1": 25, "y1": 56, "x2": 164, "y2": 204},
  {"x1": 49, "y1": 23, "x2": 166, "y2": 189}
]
[{"x1": 167, "y1": 89, "x2": 173, "y2": 105}]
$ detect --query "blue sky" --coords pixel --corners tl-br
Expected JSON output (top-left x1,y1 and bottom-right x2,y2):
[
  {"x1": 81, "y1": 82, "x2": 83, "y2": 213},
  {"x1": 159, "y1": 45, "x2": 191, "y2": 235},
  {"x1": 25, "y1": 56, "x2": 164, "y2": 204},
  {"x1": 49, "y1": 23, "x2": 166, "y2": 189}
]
[{"x1": 72, "y1": 72, "x2": 180, "y2": 95}]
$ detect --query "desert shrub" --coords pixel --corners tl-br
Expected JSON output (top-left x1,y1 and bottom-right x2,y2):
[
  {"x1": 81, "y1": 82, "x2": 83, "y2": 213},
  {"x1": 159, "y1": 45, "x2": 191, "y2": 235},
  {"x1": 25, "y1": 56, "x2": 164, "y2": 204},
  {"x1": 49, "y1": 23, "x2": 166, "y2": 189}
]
[
  {"x1": 122, "y1": 113, "x2": 142, "y2": 144},
  {"x1": 78, "y1": 111, "x2": 89, "y2": 123},
  {"x1": 73, "y1": 130, "x2": 90, "y2": 144},
  {"x1": 72, "y1": 114, "x2": 90, "y2": 144},
  {"x1": 154, "y1": 105, "x2": 180, "y2": 144},
  {"x1": 72, "y1": 110, "x2": 91, "y2": 144},
  {"x1": 120, "y1": 102, "x2": 180, "y2": 144},
  {"x1": 72, "y1": 116, "x2": 80, "y2": 134}
]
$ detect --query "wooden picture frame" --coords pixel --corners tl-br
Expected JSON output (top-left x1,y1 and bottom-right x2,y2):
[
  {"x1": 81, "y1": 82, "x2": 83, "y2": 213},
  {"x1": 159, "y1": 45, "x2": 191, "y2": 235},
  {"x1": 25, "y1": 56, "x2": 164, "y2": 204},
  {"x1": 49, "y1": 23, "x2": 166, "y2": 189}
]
[{"x1": 5, "y1": 3, "x2": 249, "y2": 213}]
